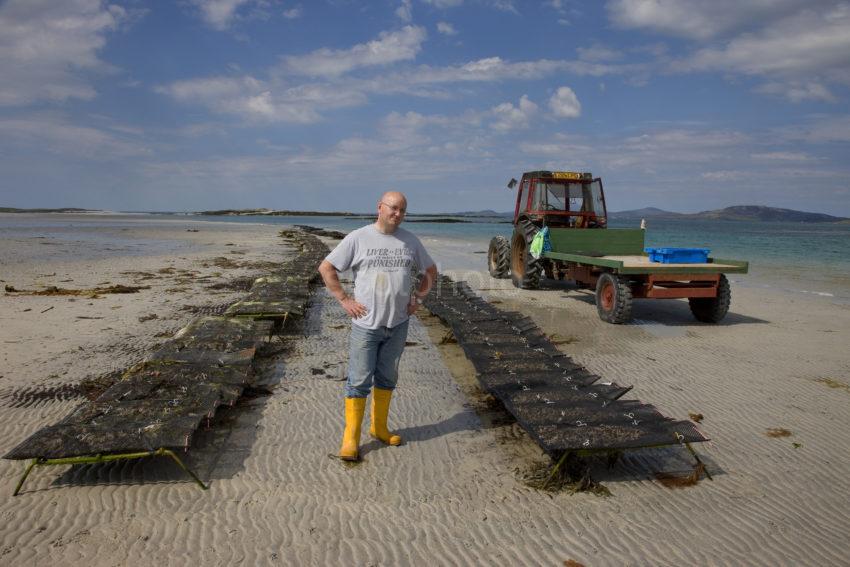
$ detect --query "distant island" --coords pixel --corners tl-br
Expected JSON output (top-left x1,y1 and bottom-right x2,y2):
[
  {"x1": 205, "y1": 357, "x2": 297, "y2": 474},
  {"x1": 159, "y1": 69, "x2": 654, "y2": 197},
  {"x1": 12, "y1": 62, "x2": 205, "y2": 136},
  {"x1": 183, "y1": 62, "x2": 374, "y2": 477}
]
[
  {"x1": 195, "y1": 208, "x2": 356, "y2": 217},
  {"x1": 609, "y1": 205, "x2": 848, "y2": 223},
  {"x1": 3, "y1": 205, "x2": 845, "y2": 223},
  {"x1": 0, "y1": 207, "x2": 99, "y2": 213}
]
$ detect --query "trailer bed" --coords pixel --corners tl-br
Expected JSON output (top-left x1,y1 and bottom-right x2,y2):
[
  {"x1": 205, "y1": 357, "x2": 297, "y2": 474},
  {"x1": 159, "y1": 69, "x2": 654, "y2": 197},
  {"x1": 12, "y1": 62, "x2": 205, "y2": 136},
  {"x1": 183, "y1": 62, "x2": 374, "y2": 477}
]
[
  {"x1": 542, "y1": 228, "x2": 748, "y2": 275},
  {"x1": 542, "y1": 251, "x2": 749, "y2": 275}
]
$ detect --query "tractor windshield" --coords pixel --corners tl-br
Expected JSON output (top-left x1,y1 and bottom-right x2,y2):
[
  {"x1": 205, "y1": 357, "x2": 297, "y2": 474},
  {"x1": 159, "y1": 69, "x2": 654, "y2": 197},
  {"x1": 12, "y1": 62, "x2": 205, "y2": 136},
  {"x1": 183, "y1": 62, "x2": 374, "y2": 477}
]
[{"x1": 537, "y1": 179, "x2": 606, "y2": 218}]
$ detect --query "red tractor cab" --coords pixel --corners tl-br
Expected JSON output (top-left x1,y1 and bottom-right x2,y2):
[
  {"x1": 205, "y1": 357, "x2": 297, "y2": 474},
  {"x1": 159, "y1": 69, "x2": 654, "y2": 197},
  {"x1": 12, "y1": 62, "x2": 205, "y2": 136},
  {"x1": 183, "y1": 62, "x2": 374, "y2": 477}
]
[{"x1": 509, "y1": 171, "x2": 607, "y2": 229}]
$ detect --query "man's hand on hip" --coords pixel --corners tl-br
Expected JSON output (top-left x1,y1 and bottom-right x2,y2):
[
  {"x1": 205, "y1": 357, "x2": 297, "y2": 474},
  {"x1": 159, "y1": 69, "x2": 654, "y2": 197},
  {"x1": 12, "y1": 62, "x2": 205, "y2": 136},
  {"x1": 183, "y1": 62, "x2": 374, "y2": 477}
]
[{"x1": 340, "y1": 297, "x2": 368, "y2": 319}]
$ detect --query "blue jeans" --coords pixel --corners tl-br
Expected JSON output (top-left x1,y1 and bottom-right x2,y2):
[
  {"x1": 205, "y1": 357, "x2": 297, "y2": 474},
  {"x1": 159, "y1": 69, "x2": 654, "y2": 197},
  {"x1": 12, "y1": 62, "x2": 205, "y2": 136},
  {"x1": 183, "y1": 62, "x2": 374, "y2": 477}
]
[{"x1": 345, "y1": 318, "x2": 410, "y2": 398}]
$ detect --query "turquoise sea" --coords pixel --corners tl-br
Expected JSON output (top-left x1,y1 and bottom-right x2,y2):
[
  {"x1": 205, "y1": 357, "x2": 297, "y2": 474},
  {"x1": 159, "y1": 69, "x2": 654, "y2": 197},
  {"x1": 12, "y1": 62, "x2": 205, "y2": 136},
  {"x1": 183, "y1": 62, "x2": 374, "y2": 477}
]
[
  {"x1": 2, "y1": 213, "x2": 849, "y2": 303},
  {"x1": 182, "y1": 214, "x2": 850, "y2": 301}
]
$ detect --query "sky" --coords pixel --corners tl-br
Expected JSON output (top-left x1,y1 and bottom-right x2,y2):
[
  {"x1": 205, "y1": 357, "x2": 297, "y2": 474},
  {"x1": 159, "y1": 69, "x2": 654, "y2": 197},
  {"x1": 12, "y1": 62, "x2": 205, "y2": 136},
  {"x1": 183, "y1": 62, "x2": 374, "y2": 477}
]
[{"x1": 1, "y1": 0, "x2": 849, "y2": 215}]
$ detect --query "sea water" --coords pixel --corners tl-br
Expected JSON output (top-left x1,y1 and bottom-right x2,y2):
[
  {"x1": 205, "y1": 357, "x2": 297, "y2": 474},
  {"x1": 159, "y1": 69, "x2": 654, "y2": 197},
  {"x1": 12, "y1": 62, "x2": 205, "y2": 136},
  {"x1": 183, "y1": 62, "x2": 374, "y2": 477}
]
[
  {"x1": 2, "y1": 213, "x2": 848, "y2": 303},
  {"x1": 188, "y1": 214, "x2": 850, "y2": 302}
]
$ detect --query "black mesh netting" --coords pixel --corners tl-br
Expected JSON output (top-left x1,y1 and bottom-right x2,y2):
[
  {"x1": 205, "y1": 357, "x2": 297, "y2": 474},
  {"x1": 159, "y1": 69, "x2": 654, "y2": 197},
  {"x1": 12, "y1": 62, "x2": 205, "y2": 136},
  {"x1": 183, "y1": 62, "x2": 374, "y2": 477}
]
[
  {"x1": 4, "y1": 229, "x2": 330, "y2": 461},
  {"x1": 423, "y1": 275, "x2": 707, "y2": 455},
  {"x1": 225, "y1": 230, "x2": 328, "y2": 319}
]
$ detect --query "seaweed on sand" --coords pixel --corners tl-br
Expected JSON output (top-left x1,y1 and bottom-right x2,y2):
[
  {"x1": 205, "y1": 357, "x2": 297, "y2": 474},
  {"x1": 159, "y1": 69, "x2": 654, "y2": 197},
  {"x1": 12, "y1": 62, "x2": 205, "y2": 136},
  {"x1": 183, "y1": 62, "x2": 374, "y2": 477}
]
[{"x1": 4, "y1": 284, "x2": 150, "y2": 297}]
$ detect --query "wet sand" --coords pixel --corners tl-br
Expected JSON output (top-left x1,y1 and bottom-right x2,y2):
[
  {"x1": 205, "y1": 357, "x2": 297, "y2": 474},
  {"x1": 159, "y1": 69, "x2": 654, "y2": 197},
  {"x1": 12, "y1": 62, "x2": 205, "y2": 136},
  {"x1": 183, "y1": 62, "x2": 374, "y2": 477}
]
[{"x1": 0, "y1": 215, "x2": 848, "y2": 566}]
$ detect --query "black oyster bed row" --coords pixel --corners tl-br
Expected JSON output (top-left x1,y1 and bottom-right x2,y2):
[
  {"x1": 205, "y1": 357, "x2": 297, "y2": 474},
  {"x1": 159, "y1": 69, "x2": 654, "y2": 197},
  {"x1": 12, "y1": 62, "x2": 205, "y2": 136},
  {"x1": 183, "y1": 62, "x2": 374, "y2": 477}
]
[
  {"x1": 423, "y1": 276, "x2": 707, "y2": 456},
  {"x1": 4, "y1": 229, "x2": 329, "y2": 471}
]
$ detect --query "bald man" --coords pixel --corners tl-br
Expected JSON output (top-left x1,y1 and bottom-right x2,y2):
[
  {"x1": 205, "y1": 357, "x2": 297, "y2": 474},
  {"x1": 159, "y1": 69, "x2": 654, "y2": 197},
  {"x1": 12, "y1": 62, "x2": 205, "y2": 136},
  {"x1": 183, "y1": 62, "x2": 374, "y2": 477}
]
[{"x1": 318, "y1": 191, "x2": 438, "y2": 461}]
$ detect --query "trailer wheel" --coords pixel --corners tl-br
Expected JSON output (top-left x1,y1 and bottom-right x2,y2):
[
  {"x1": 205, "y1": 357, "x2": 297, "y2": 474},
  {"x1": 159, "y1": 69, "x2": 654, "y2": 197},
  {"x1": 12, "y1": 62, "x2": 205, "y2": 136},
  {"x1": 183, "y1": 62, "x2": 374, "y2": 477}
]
[
  {"x1": 510, "y1": 219, "x2": 542, "y2": 289},
  {"x1": 689, "y1": 274, "x2": 731, "y2": 323},
  {"x1": 487, "y1": 236, "x2": 511, "y2": 278},
  {"x1": 595, "y1": 272, "x2": 633, "y2": 324}
]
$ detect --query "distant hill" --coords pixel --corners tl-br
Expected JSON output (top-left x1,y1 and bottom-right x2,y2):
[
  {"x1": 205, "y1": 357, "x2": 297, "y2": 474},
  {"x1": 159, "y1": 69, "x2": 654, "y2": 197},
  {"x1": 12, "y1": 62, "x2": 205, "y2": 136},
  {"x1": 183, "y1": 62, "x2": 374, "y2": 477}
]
[
  {"x1": 610, "y1": 205, "x2": 846, "y2": 223},
  {"x1": 195, "y1": 208, "x2": 356, "y2": 216},
  {"x1": 453, "y1": 209, "x2": 513, "y2": 217},
  {"x1": 0, "y1": 207, "x2": 97, "y2": 213},
  {"x1": 694, "y1": 206, "x2": 846, "y2": 223},
  {"x1": 609, "y1": 207, "x2": 684, "y2": 219}
]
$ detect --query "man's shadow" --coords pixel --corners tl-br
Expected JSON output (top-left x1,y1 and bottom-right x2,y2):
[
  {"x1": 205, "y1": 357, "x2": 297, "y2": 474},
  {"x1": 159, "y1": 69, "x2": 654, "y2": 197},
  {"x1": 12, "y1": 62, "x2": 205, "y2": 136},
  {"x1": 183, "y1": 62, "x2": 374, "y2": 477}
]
[{"x1": 358, "y1": 406, "x2": 488, "y2": 454}]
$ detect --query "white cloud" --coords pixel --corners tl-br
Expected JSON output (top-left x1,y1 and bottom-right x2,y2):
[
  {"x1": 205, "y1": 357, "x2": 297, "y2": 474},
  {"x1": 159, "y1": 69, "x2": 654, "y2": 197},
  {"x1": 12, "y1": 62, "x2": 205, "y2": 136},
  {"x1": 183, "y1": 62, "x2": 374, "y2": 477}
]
[
  {"x1": 576, "y1": 45, "x2": 622, "y2": 62},
  {"x1": 400, "y1": 56, "x2": 623, "y2": 85},
  {"x1": 282, "y1": 26, "x2": 427, "y2": 77},
  {"x1": 775, "y1": 115, "x2": 850, "y2": 143},
  {"x1": 521, "y1": 128, "x2": 755, "y2": 173},
  {"x1": 379, "y1": 109, "x2": 482, "y2": 140},
  {"x1": 755, "y1": 81, "x2": 836, "y2": 103},
  {"x1": 623, "y1": 129, "x2": 750, "y2": 152},
  {"x1": 491, "y1": 95, "x2": 538, "y2": 131},
  {"x1": 700, "y1": 169, "x2": 744, "y2": 181},
  {"x1": 609, "y1": 2, "x2": 850, "y2": 103},
  {"x1": 282, "y1": 6, "x2": 302, "y2": 19},
  {"x1": 750, "y1": 151, "x2": 816, "y2": 162},
  {"x1": 606, "y1": 0, "x2": 816, "y2": 40},
  {"x1": 684, "y1": 6, "x2": 850, "y2": 81},
  {"x1": 549, "y1": 86, "x2": 581, "y2": 118},
  {"x1": 156, "y1": 75, "x2": 366, "y2": 123},
  {"x1": 437, "y1": 21, "x2": 458, "y2": 35},
  {"x1": 422, "y1": 0, "x2": 463, "y2": 7},
  {"x1": 190, "y1": 0, "x2": 253, "y2": 30},
  {"x1": 0, "y1": 114, "x2": 150, "y2": 158},
  {"x1": 490, "y1": 0, "x2": 518, "y2": 13},
  {"x1": 396, "y1": 0, "x2": 412, "y2": 22},
  {"x1": 0, "y1": 0, "x2": 127, "y2": 106}
]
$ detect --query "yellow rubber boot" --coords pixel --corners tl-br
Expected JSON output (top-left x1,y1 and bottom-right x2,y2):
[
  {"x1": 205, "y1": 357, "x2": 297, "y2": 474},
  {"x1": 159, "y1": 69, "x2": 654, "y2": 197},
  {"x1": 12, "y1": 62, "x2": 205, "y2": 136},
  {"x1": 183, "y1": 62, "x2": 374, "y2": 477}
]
[
  {"x1": 339, "y1": 397, "x2": 366, "y2": 461},
  {"x1": 370, "y1": 387, "x2": 402, "y2": 446}
]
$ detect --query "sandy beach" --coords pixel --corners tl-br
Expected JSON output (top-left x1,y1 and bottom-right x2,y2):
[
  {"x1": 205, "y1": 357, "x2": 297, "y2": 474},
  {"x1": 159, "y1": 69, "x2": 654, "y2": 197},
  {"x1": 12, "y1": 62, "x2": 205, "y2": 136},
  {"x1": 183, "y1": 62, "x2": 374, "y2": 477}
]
[{"x1": 1, "y1": 215, "x2": 849, "y2": 566}]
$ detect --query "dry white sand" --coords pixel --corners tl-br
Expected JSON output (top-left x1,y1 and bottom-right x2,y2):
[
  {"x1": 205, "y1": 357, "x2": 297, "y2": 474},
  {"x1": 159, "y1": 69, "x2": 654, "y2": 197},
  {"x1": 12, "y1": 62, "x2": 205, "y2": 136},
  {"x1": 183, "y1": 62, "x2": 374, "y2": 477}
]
[{"x1": 0, "y1": 215, "x2": 848, "y2": 566}]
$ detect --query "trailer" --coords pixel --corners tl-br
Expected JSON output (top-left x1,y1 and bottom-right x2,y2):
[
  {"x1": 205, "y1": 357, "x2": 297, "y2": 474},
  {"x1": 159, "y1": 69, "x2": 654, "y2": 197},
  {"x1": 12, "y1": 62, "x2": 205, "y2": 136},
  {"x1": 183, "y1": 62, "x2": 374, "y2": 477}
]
[{"x1": 488, "y1": 170, "x2": 749, "y2": 324}]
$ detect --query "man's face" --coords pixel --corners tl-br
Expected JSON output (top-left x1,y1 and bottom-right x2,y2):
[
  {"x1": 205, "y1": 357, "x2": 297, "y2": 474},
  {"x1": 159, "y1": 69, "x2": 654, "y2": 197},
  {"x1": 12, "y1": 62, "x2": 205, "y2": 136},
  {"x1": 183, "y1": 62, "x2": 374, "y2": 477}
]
[{"x1": 378, "y1": 196, "x2": 407, "y2": 227}]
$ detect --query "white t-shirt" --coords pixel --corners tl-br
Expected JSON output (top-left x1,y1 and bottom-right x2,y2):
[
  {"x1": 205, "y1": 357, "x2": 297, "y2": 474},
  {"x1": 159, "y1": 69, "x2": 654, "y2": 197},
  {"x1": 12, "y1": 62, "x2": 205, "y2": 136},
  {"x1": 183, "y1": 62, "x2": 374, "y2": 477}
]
[{"x1": 325, "y1": 224, "x2": 435, "y2": 330}]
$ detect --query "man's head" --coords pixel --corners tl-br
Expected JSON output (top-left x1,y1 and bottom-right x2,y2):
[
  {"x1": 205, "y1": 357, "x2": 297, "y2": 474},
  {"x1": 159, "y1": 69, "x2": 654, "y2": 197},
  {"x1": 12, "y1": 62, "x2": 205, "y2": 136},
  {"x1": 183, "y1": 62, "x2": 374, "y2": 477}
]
[{"x1": 376, "y1": 191, "x2": 407, "y2": 233}]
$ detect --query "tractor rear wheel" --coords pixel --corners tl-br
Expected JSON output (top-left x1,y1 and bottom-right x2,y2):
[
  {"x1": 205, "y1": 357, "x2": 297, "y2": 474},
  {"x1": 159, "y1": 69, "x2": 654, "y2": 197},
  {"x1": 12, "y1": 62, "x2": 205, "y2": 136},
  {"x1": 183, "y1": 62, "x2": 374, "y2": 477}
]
[
  {"x1": 595, "y1": 272, "x2": 633, "y2": 324},
  {"x1": 510, "y1": 219, "x2": 542, "y2": 289},
  {"x1": 487, "y1": 236, "x2": 510, "y2": 278},
  {"x1": 689, "y1": 274, "x2": 731, "y2": 323}
]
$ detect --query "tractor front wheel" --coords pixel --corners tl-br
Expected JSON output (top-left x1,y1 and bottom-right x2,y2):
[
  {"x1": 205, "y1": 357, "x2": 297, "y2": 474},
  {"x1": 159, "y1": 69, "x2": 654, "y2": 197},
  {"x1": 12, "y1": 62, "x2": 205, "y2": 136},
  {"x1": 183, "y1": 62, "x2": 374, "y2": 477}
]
[
  {"x1": 595, "y1": 272, "x2": 633, "y2": 324},
  {"x1": 510, "y1": 220, "x2": 542, "y2": 289},
  {"x1": 689, "y1": 274, "x2": 731, "y2": 323},
  {"x1": 487, "y1": 236, "x2": 510, "y2": 278}
]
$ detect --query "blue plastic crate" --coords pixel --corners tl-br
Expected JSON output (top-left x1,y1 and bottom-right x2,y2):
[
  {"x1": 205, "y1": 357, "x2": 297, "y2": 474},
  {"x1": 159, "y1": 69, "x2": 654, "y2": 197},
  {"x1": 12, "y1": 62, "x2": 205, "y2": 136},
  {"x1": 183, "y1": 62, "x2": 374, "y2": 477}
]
[{"x1": 645, "y1": 247, "x2": 710, "y2": 264}]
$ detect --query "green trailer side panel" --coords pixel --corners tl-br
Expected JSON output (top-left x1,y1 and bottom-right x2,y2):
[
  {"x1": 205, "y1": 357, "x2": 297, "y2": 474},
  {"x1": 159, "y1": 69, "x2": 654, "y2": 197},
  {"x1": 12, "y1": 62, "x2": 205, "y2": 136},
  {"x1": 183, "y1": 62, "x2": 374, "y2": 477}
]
[
  {"x1": 543, "y1": 252, "x2": 624, "y2": 269},
  {"x1": 547, "y1": 228, "x2": 645, "y2": 256}
]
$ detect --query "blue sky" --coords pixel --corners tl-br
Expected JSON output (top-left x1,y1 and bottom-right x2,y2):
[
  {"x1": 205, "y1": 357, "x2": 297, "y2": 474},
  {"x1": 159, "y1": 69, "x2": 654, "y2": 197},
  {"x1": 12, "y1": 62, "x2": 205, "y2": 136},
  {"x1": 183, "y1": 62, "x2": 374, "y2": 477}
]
[{"x1": 1, "y1": 0, "x2": 849, "y2": 215}]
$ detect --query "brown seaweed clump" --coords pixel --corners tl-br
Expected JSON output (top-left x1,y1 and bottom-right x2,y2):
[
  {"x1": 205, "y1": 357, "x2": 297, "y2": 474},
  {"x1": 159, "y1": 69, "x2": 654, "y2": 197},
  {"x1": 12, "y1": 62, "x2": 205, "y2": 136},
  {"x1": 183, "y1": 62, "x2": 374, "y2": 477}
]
[
  {"x1": 814, "y1": 377, "x2": 850, "y2": 392},
  {"x1": 522, "y1": 454, "x2": 611, "y2": 497},
  {"x1": 765, "y1": 428, "x2": 792, "y2": 438},
  {"x1": 655, "y1": 463, "x2": 706, "y2": 488},
  {"x1": 5, "y1": 284, "x2": 150, "y2": 297}
]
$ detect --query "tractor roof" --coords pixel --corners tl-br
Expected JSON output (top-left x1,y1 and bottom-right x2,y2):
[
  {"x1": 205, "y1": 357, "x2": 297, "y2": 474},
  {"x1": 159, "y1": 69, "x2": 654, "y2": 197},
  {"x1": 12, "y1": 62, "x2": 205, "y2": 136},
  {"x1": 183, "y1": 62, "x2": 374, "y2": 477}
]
[{"x1": 521, "y1": 170, "x2": 593, "y2": 180}]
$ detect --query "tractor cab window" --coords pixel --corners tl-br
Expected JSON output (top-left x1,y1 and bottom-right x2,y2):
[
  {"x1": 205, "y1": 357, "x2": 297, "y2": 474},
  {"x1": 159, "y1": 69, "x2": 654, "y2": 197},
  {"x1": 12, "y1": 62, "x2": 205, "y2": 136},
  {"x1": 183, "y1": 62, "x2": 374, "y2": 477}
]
[
  {"x1": 517, "y1": 179, "x2": 529, "y2": 212},
  {"x1": 531, "y1": 181, "x2": 545, "y2": 211},
  {"x1": 540, "y1": 183, "x2": 567, "y2": 210},
  {"x1": 536, "y1": 179, "x2": 607, "y2": 219},
  {"x1": 584, "y1": 180, "x2": 606, "y2": 216}
]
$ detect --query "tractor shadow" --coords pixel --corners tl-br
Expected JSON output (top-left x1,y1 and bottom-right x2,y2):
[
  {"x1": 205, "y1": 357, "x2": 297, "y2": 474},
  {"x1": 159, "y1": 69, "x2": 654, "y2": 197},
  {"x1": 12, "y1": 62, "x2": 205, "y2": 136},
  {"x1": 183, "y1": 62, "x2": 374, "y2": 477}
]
[{"x1": 537, "y1": 279, "x2": 768, "y2": 326}]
